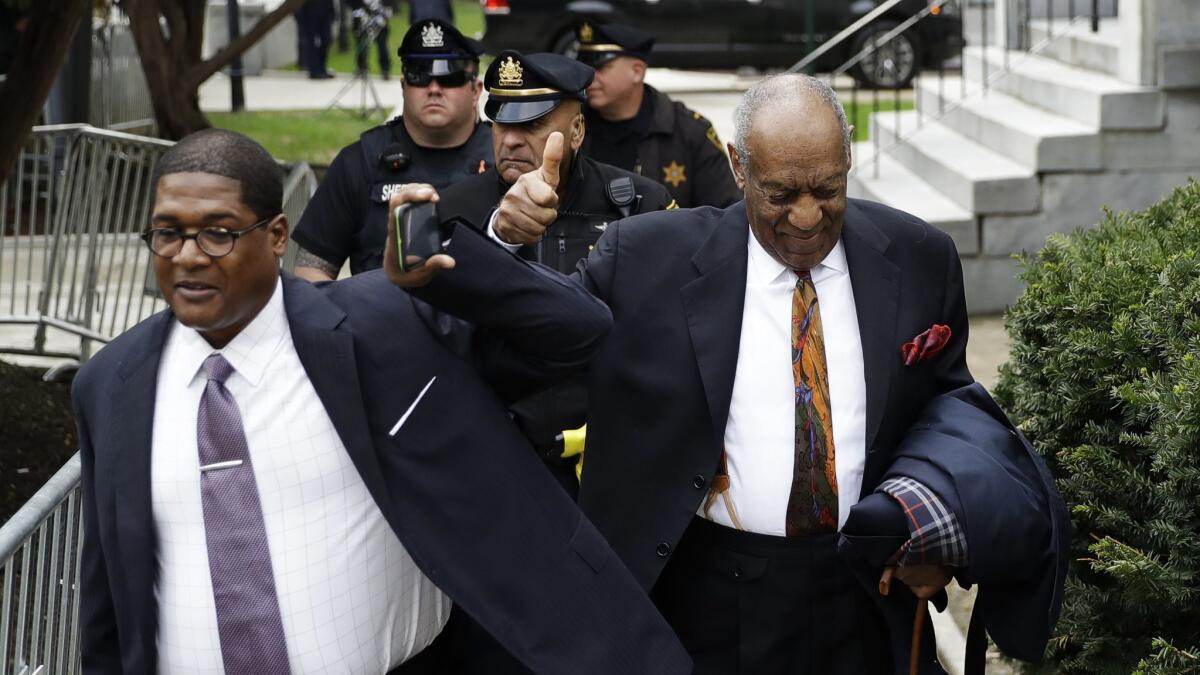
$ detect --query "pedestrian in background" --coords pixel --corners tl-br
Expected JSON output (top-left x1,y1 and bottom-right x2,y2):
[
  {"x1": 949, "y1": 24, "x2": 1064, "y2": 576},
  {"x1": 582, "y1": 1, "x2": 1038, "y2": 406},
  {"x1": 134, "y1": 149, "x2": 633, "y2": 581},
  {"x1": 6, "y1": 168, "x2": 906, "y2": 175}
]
[{"x1": 296, "y1": 0, "x2": 336, "y2": 79}]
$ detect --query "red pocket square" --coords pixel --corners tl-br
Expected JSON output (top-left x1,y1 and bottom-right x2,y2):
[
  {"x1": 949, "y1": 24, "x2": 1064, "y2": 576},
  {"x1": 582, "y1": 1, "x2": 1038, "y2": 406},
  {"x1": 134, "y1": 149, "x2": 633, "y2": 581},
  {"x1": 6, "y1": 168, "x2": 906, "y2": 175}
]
[{"x1": 900, "y1": 324, "x2": 952, "y2": 366}]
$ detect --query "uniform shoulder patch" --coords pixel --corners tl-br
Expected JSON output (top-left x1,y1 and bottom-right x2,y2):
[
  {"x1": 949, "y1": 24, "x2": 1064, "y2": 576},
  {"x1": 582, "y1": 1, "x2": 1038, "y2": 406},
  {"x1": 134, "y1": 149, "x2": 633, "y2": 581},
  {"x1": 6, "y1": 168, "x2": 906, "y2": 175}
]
[{"x1": 705, "y1": 126, "x2": 727, "y2": 156}]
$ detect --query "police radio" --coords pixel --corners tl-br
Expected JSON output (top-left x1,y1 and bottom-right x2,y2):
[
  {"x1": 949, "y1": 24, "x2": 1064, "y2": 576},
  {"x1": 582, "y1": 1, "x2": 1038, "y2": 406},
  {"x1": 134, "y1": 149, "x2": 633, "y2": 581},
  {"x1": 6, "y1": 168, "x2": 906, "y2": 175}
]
[{"x1": 380, "y1": 143, "x2": 411, "y2": 172}]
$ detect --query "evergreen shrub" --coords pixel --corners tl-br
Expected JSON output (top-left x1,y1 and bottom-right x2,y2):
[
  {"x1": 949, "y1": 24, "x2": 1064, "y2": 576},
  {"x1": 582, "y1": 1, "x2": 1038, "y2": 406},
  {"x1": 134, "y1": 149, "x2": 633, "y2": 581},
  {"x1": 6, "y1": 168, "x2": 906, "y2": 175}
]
[{"x1": 995, "y1": 180, "x2": 1200, "y2": 674}]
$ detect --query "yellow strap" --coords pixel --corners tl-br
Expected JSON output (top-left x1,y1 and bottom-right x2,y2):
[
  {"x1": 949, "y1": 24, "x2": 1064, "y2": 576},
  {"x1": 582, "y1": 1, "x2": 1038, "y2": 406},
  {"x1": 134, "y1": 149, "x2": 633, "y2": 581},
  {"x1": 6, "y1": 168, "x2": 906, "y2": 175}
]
[{"x1": 562, "y1": 424, "x2": 586, "y2": 458}]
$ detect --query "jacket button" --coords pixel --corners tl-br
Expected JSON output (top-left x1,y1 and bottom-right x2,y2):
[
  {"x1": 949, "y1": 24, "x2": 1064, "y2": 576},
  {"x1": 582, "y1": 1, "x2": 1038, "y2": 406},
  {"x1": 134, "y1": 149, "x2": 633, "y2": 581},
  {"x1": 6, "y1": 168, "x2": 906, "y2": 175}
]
[
  {"x1": 655, "y1": 542, "x2": 671, "y2": 558},
  {"x1": 692, "y1": 474, "x2": 706, "y2": 489}
]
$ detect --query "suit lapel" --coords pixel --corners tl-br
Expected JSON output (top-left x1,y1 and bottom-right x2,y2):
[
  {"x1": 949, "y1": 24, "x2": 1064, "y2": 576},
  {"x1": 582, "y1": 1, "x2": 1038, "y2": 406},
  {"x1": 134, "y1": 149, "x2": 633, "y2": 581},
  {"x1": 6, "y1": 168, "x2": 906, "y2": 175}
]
[
  {"x1": 108, "y1": 311, "x2": 172, "y2": 638},
  {"x1": 841, "y1": 202, "x2": 900, "y2": 485},
  {"x1": 680, "y1": 203, "x2": 749, "y2": 448},
  {"x1": 282, "y1": 276, "x2": 393, "y2": 515}
]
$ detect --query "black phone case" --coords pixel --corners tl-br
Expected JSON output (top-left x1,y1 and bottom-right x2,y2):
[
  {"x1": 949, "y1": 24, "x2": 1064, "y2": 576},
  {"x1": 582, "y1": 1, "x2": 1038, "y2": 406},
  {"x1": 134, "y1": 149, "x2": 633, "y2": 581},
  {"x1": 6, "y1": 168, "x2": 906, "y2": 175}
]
[{"x1": 395, "y1": 202, "x2": 442, "y2": 271}]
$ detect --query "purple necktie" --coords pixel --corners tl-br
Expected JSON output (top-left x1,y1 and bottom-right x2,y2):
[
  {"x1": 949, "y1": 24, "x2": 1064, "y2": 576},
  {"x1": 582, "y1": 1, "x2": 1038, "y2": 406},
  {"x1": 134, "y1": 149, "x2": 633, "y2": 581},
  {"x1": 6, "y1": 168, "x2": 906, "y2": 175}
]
[{"x1": 198, "y1": 353, "x2": 292, "y2": 675}]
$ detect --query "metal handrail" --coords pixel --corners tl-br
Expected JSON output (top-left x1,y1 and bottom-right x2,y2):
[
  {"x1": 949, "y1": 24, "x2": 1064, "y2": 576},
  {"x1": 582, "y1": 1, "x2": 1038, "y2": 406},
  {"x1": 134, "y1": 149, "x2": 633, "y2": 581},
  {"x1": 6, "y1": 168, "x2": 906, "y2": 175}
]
[
  {"x1": 1, "y1": 454, "x2": 84, "y2": 675},
  {"x1": 855, "y1": 8, "x2": 1101, "y2": 178},
  {"x1": 787, "y1": 0, "x2": 910, "y2": 73},
  {"x1": 0, "y1": 456, "x2": 81, "y2": 563},
  {"x1": 830, "y1": 1, "x2": 948, "y2": 79}
]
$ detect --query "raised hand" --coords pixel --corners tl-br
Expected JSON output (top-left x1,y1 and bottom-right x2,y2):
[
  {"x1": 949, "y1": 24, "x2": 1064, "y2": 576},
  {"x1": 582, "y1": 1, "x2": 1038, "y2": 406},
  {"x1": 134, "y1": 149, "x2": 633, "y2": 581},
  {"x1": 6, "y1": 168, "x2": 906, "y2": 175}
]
[
  {"x1": 492, "y1": 131, "x2": 565, "y2": 246},
  {"x1": 383, "y1": 184, "x2": 456, "y2": 288}
]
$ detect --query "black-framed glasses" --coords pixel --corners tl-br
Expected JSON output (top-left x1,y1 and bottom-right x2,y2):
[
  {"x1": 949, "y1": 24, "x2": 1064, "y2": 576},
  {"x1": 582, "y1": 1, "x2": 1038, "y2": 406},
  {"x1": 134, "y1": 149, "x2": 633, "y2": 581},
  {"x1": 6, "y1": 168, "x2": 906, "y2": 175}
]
[
  {"x1": 402, "y1": 70, "x2": 474, "y2": 88},
  {"x1": 141, "y1": 216, "x2": 276, "y2": 259}
]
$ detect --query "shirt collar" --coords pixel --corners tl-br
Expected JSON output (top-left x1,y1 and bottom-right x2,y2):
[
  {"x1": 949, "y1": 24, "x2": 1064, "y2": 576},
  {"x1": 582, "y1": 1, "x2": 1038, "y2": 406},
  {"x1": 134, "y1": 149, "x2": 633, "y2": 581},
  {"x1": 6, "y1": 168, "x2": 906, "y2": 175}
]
[
  {"x1": 745, "y1": 226, "x2": 848, "y2": 286},
  {"x1": 174, "y1": 277, "x2": 288, "y2": 389}
]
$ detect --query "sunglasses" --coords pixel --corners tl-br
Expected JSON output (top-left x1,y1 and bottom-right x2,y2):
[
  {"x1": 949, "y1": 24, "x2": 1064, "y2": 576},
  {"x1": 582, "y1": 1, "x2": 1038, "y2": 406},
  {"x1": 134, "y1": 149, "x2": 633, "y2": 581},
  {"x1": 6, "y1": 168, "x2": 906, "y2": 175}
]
[{"x1": 402, "y1": 70, "x2": 474, "y2": 88}]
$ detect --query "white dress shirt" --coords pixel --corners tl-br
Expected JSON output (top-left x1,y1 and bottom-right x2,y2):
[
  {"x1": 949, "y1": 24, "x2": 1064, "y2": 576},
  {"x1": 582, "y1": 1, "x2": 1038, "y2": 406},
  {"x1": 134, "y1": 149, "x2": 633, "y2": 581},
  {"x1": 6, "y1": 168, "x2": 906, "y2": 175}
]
[
  {"x1": 151, "y1": 279, "x2": 450, "y2": 674},
  {"x1": 701, "y1": 229, "x2": 868, "y2": 535}
]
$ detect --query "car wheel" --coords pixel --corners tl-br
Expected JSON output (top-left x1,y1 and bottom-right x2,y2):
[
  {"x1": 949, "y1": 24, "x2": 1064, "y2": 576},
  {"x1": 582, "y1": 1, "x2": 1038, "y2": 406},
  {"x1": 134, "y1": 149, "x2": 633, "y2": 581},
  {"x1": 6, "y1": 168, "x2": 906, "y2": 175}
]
[
  {"x1": 550, "y1": 28, "x2": 580, "y2": 59},
  {"x1": 849, "y1": 22, "x2": 921, "y2": 89}
]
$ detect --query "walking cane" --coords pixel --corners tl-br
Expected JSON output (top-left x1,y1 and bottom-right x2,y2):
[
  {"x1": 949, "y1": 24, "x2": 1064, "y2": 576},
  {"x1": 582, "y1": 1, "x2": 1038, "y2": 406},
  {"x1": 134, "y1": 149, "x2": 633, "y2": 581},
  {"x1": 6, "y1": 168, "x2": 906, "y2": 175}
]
[{"x1": 879, "y1": 567, "x2": 926, "y2": 675}]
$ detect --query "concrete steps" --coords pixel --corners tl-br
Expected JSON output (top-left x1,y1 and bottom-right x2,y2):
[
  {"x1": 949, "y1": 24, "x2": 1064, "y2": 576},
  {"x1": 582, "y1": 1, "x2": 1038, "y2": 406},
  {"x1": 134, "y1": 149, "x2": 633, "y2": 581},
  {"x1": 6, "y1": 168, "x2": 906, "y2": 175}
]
[
  {"x1": 963, "y1": 46, "x2": 1165, "y2": 129},
  {"x1": 848, "y1": 145, "x2": 978, "y2": 255},
  {"x1": 914, "y1": 76, "x2": 1101, "y2": 172},
  {"x1": 870, "y1": 110, "x2": 1040, "y2": 215},
  {"x1": 1028, "y1": 17, "x2": 1121, "y2": 78}
]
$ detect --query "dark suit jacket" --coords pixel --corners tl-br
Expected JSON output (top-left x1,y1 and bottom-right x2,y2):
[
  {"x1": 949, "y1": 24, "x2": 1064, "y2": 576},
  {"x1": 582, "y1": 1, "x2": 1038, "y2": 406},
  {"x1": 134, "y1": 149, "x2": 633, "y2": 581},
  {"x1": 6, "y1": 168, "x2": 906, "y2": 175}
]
[
  {"x1": 72, "y1": 227, "x2": 691, "y2": 674},
  {"x1": 842, "y1": 383, "x2": 1070, "y2": 673},
  {"x1": 575, "y1": 198, "x2": 974, "y2": 591}
]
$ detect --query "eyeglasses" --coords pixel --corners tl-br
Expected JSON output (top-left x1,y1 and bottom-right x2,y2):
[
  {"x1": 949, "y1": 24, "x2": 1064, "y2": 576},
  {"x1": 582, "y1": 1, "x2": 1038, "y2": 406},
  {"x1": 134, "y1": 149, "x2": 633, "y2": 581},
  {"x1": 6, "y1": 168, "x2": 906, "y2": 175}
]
[
  {"x1": 402, "y1": 70, "x2": 474, "y2": 88},
  {"x1": 141, "y1": 217, "x2": 275, "y2": 259}
]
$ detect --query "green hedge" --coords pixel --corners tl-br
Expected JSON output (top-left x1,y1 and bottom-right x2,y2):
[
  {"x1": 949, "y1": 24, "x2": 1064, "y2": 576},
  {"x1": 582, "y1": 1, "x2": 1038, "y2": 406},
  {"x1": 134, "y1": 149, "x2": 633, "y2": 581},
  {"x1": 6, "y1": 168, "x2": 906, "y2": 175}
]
[{"x1": 995, "y1": 180, "x2": 1200, "y2": 674}]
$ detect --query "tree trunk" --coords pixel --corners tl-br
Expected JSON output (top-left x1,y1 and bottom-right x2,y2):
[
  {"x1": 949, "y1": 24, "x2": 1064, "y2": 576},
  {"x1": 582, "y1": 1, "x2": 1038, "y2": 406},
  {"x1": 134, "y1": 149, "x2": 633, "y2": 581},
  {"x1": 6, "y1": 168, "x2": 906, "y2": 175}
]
[
  {"x1": 125, "y1": 0, "x2": 306, "y2": 140},
  {"x1": 0, "y1": 0, "x2": 91, "y2": 184}
]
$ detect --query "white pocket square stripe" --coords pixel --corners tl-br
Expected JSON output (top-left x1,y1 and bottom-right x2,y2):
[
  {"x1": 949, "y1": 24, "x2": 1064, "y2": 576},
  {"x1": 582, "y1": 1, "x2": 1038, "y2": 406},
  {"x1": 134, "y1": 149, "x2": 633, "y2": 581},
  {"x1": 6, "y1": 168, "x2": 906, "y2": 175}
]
[{"x1": 389, "y1": 375, "x2": 437, "y2": 436}]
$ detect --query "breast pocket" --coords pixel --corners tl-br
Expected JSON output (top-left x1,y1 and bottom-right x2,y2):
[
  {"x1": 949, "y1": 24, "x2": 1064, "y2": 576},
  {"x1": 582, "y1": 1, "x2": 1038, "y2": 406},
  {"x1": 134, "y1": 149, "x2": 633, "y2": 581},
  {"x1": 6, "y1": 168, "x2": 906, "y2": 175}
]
[{"x1": 388, "y1": 375, "x2": 438, "y2": 437}]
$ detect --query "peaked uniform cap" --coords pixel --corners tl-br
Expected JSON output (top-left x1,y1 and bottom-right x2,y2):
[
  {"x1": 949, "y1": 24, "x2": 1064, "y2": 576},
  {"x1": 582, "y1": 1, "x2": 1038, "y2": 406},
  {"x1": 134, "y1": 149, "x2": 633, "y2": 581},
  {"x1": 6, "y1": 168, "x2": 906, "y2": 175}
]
[
  {"x1": 575, "y1": 22, "x2": 655, "y2": 66},
  {"x1": 484, "y1": 50, "x2": 595, "y2": 124},
  {"x1": 399, "y1": 18, "x2": 483, "y2": 76}
]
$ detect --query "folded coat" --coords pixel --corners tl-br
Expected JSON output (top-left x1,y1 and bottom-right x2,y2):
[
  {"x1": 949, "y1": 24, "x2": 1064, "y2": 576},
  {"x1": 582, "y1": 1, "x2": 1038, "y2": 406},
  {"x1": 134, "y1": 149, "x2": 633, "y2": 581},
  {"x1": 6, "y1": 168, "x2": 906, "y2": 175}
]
[{"x1": 840, "y1": 382, "x2": 1070, "y2": 675}]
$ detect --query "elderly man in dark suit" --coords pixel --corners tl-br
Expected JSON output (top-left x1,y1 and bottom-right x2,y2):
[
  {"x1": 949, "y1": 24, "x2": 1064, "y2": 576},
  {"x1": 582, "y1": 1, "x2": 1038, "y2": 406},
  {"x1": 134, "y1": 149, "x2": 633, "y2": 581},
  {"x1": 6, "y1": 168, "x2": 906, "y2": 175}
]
[
  {"x1": 490, "y1": 73, "x2": 1005, "y2": 673},
  {"x1": 71, "y1": 129, "x2": 690, "y2": 675}
]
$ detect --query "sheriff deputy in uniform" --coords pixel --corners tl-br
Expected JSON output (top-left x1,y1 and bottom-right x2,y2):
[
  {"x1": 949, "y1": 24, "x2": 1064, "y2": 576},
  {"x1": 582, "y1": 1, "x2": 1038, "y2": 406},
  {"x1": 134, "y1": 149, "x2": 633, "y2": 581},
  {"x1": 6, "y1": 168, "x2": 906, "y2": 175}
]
[
  {"x1": 438, "y1": 50, "x2": 672, "y2": 496},
  {"x1": 433, "y1": 51, "x2": 674, "y2": 672},
  {"x1": 575, "y1": 21, "x2": 742, "y2": 209},
  {"x1": 291, "y1": 19, "x2": 493, "y2": 281}
]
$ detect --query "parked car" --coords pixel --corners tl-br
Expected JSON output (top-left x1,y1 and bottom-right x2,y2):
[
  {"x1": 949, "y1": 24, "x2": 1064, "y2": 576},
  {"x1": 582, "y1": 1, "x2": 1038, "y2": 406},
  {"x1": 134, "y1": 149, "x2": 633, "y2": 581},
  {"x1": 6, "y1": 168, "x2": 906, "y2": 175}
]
[{"x1": 479, "y1": 0, "x2": 964, "y2": 88}]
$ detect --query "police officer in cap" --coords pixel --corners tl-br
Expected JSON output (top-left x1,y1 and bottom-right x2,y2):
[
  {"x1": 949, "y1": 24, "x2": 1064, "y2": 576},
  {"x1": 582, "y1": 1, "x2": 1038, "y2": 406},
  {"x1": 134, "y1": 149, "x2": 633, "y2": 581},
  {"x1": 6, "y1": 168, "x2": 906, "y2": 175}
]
[
  {"x1": 441, "y1": 50, "x2": 672, "y2": 275},
  {"x1": 292, "y1": 18, "x2": 493, "y2": 281},
  {"x1": 576, "y1": 21, "x2": 742, "y2": 208},
  {"x1": 432, "y1": 51, "x2": 674, "y2": 673},
  {"x1": 437, "y1": 51, "x2": 672, "y2": 501}
]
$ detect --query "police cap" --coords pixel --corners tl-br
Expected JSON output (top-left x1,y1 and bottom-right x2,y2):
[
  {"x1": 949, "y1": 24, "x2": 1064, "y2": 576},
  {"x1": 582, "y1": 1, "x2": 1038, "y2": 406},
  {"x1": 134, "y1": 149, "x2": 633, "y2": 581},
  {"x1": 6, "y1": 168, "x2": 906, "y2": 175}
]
[
  {"x1": 575, "y1": 22, "x2": 655, "y2": 67},
  {"x1": 483, "y1": 51, "x2": 595, "y2": 124},
  {"x1": 398, "y1": 19, "x2": 483, "y2": 78}
]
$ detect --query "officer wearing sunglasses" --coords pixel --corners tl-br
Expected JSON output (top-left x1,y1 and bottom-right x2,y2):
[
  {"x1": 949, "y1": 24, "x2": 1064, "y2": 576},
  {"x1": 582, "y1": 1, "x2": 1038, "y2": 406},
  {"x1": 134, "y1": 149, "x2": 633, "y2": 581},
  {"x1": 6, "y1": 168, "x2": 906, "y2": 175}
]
[{"x1": 292, "y1": 19, "x2": 493, "y2": 282}]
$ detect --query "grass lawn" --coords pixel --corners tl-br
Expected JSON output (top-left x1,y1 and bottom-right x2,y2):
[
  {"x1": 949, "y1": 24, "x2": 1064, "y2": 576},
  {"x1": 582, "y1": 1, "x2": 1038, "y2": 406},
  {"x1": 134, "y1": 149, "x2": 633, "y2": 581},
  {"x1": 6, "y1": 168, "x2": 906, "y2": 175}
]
[
  {"x1": 291, "y1": 0, "x2": 485, "y2": 76},
  {"x1": 208, "y1": 99, "x2": 911, "y2": 167},
  {"x1": 208, "y1": 108, "x2": 388, "y2": 165},
  {"x1": 845, "y1": 97, "x2": 913, "y2": 142}
]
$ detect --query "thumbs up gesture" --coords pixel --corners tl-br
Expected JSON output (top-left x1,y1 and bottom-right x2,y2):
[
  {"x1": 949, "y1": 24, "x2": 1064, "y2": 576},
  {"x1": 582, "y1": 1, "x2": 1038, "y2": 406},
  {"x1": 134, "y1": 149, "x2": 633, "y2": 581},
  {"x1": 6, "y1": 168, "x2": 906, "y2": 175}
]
[{"x1": 492, "y1": 131, "x2": 565, "y2": 246}]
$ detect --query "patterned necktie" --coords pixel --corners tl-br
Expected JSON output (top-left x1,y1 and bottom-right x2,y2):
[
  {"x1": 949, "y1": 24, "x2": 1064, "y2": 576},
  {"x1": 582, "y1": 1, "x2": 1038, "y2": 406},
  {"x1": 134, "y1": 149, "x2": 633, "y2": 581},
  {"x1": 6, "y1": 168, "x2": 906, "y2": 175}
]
[
  {"x1": 197, "y1": 354, "x2": 292, "y2": 675},
  {"x1": 785, "y1": 273, "x2": 839, "y2": 536}
]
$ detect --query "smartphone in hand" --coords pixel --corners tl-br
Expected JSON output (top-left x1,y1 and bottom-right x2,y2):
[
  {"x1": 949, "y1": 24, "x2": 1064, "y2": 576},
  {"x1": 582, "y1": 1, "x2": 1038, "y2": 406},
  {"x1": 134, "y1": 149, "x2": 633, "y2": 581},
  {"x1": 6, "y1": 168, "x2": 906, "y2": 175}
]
[{"x1": 394, "y1": 202, "x2": 444, "y2": 272}]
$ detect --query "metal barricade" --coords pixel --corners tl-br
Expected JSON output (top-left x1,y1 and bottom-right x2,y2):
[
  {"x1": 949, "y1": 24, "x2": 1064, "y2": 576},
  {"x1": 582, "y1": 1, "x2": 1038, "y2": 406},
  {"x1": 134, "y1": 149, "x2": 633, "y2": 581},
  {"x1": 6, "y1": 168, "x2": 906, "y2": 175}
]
[
  {"x1": 0, "y1": 124, "x2": 173, "y2": 362},
  {"x1": 0, "y1": 454, "x2": 83, "y2": 675},
  {"x1": 90, "y1": 20, "x2": 156, "y2": 134},
  {"x1": 0, "y1": 125, "x2": 320, "y2": 363},
  {"x1": 280, "y1": 162, "x2": 320, "y2": 273}
]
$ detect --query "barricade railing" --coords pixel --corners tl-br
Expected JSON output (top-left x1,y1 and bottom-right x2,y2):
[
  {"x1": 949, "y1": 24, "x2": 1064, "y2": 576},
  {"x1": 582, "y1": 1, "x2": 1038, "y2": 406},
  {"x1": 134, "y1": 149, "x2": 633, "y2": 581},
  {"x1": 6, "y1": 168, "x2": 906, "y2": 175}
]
[
  {"x1": 90, "y1": 19, "x2": 156, "y2": 134},
  {"x1": 1, "y1": 124, "x2": 319, "y2": 364},
  {"x1": 0, "y1": 124, "x2": 173, "y2": 363},
  {"x1": 0, "y1": 453, "x2": 83, "y2": 675},
  {"x1": 280, "y1": 162, "x2": 320, "y2": 273}
]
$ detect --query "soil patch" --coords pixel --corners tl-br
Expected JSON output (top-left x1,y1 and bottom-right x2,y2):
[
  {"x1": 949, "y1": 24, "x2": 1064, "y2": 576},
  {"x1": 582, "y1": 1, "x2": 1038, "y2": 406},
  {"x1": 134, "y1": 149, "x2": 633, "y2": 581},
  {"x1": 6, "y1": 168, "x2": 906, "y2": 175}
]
[{"x1": 0, "y1": 359, "x2": 77, "y2": 523}]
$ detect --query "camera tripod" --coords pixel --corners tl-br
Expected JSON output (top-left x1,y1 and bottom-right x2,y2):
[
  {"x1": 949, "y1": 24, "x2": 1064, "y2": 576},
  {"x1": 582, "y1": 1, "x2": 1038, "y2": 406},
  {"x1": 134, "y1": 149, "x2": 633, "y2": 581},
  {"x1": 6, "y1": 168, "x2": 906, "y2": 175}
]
[{"x1": 326, "y1": 14, "x2": 387, "y2": 118}]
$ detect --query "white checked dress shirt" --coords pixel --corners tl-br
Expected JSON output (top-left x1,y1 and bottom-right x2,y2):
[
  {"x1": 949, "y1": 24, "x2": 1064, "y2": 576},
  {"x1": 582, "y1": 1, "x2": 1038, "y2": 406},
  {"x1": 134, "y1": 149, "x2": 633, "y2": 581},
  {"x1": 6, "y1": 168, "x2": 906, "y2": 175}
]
[
  {"x1": 151, "y1": 279, "x2": 450, "y2": 674},
  {"x1": 700, "y1": 230, "x2": 869, "y2": 535}
]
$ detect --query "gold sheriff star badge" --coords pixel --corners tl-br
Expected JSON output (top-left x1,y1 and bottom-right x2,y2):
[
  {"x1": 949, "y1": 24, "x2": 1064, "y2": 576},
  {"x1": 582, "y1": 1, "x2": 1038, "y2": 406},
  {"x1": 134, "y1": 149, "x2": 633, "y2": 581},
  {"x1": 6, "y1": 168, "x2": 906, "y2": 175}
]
[{"x1": 662, "y1": 161, "x2": 687, "y2": 188}]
